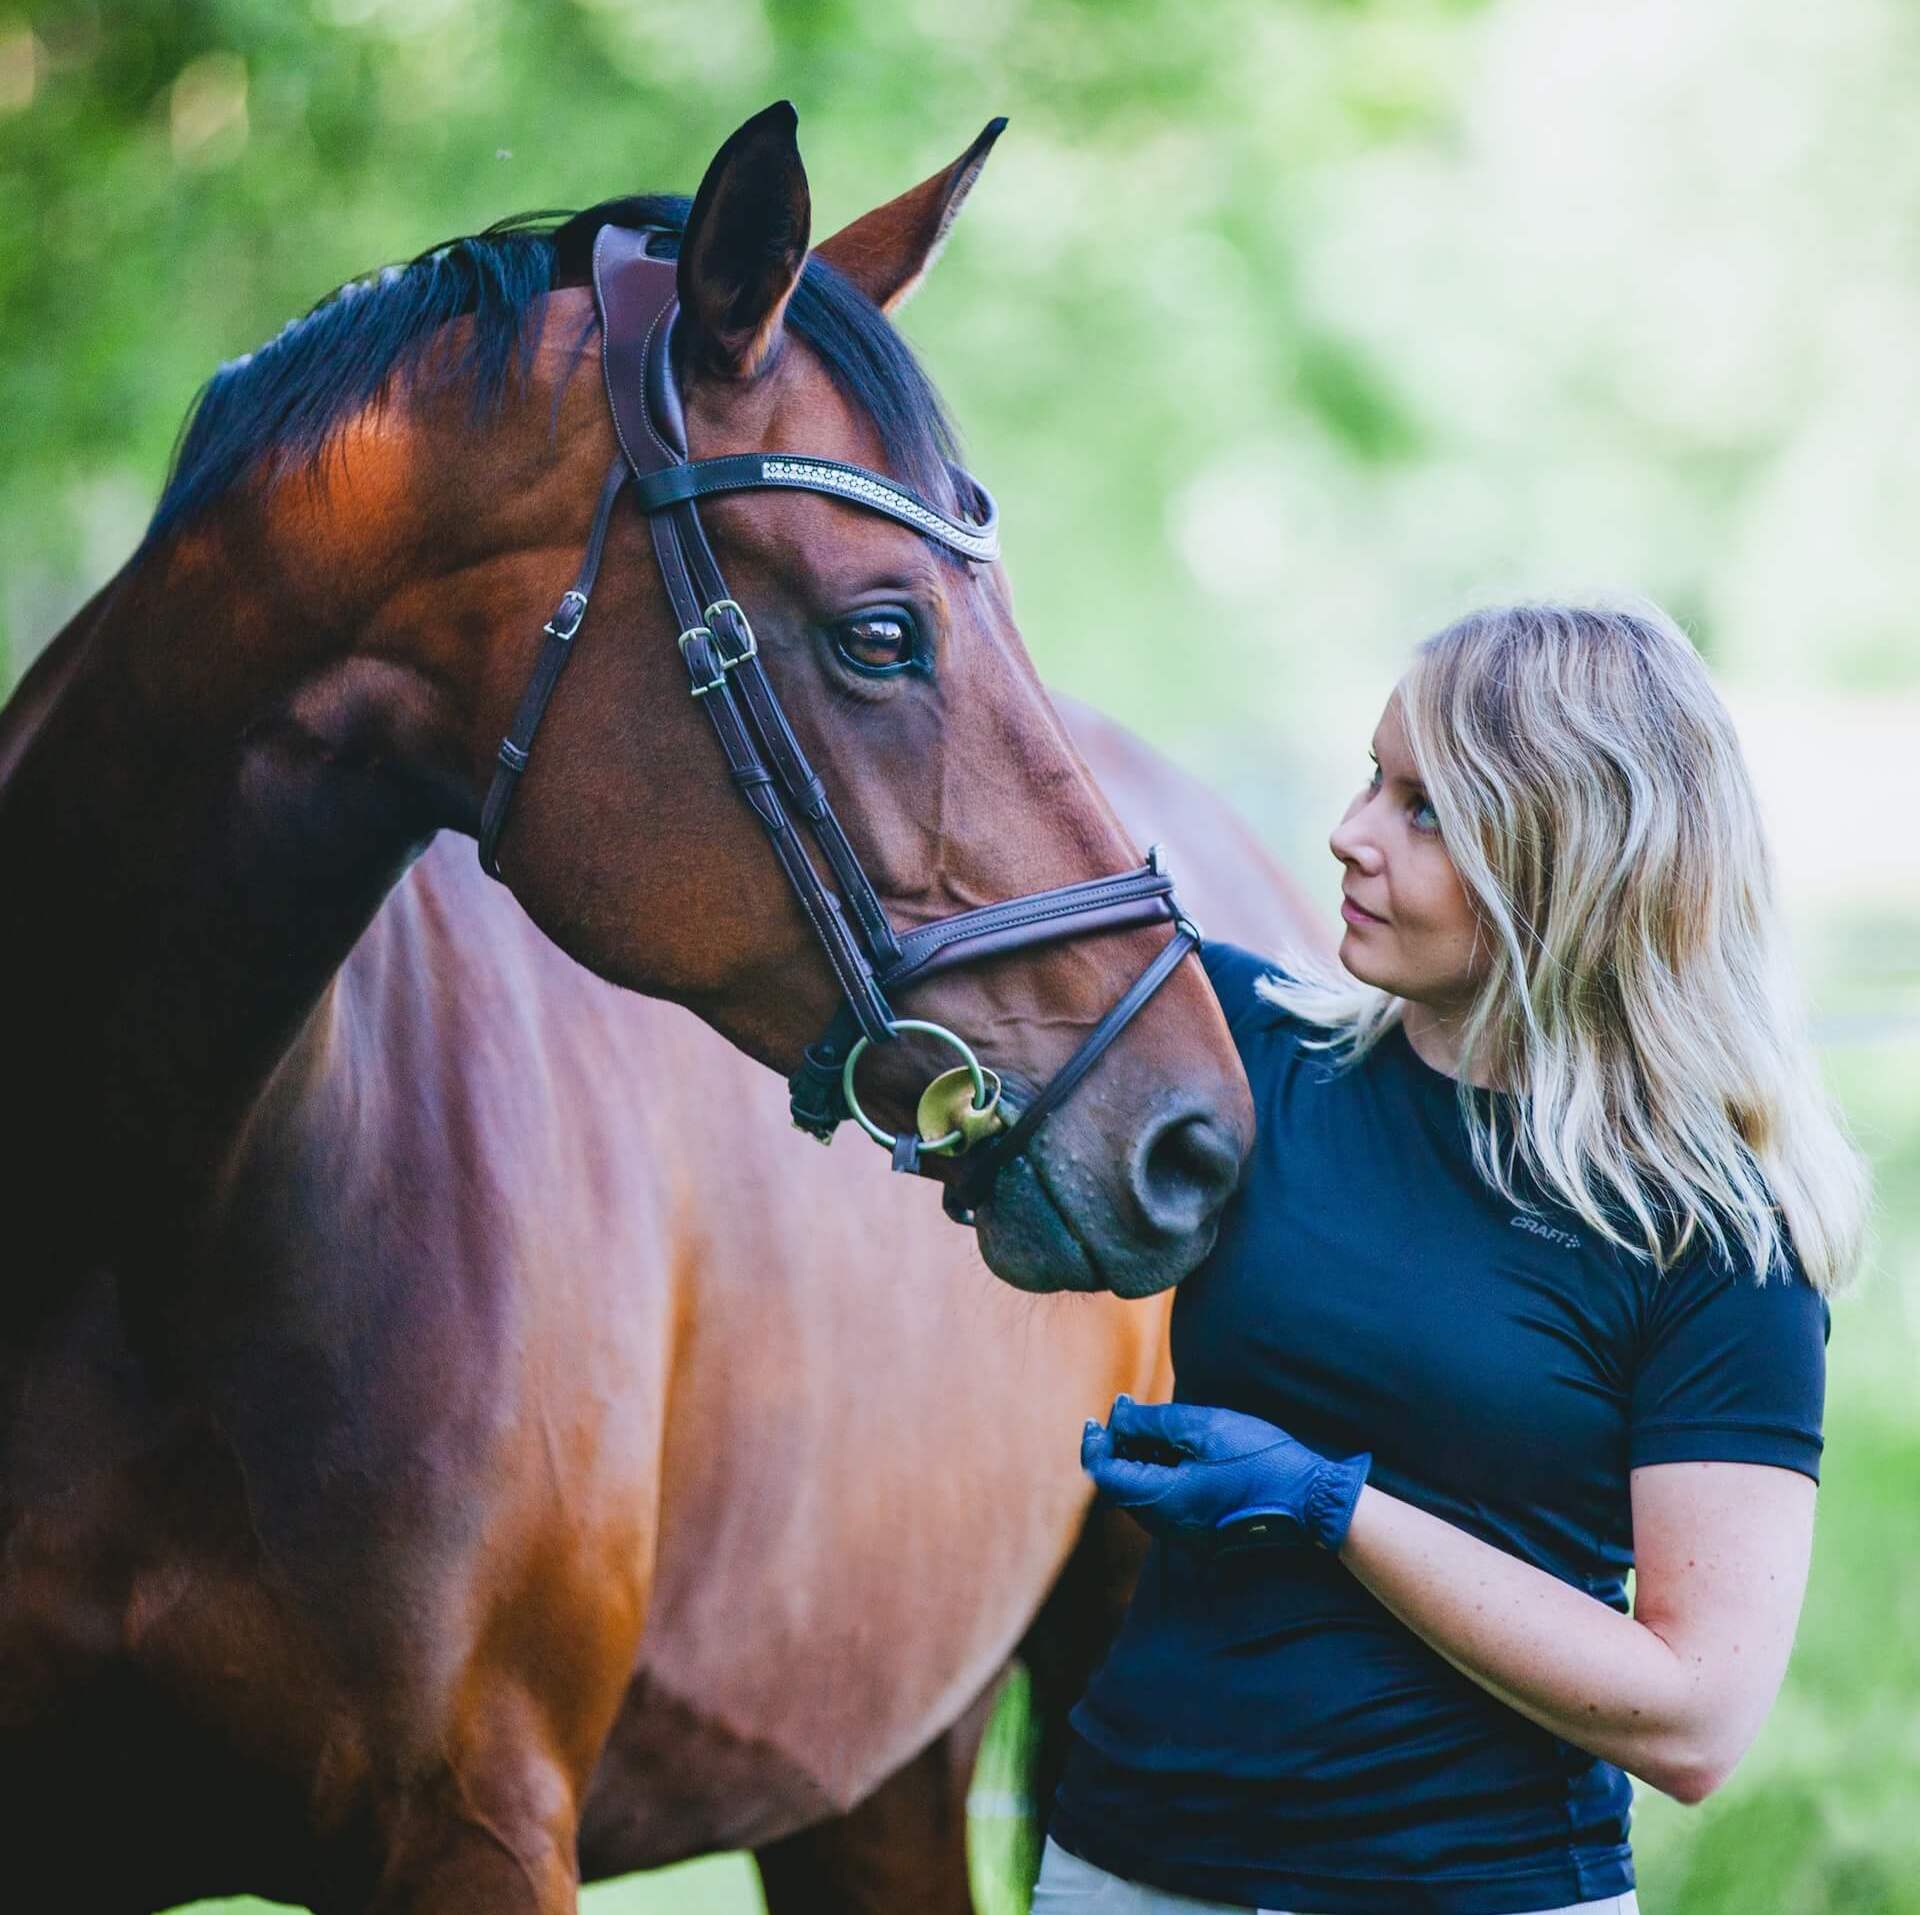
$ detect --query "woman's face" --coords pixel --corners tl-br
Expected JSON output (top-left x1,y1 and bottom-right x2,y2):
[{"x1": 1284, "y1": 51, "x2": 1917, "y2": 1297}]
[{"x1": 1329, "y1": 693, "x2": 1489, "y2": 1014}]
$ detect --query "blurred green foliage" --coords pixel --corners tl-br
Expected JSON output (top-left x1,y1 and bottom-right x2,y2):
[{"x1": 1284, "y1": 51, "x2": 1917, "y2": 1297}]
[
  {"x1": 9, "y1": 0, "x2": 1920, "y2": 912},
  {"x1": 5, "y1": 3, "x2": 1916, "y2": 1911}
]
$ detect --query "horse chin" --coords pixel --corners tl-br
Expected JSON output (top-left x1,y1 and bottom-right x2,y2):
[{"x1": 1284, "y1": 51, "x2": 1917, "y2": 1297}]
[{"x1": 973, "y1": 1154, "x2": 1201, "y2": 1299}]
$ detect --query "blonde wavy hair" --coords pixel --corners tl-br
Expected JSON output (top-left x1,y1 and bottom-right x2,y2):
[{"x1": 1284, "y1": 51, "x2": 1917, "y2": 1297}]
[{"x1": 1263, "y1": 602, "x2": 1867, "y2": 1294}]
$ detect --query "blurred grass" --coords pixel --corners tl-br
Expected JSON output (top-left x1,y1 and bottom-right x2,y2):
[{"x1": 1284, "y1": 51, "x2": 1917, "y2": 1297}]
[
  {"x1": 173, "y1": 1034, "x2": 1920, "y2": 1914},
  {"x1": 1630, "y1": 1037, "x2": 1920, "y2": 1914}
]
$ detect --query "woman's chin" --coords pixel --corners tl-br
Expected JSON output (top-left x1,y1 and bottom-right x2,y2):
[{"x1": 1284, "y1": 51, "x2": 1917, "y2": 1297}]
[{"x1": 1337, "y1": 929, "x2": 1388, "y2": 990}]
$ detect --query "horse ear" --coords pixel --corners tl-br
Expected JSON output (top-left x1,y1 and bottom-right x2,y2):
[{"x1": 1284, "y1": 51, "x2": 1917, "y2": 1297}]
[
  {"x1": 677, "y1": 101, "x2": 812, "y2": 380},
  {"x1": 813, "y1": 118, "x2": 1006, "y2": 315}
]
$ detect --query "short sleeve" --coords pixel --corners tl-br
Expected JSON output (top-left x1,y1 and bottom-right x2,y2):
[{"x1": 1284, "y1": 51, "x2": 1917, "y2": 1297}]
[
  {"x1": 1200, "y1": 941, "x2": 1292, "y2": 1044},
  {"x1": 1629, "y1": 1244, "x2": 1830, "y2": 1481}
]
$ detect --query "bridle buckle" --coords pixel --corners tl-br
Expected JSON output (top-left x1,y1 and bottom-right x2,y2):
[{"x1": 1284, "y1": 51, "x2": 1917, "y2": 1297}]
[
  {"x1": 704, "y1": 598, "x2": 758, "y2": 671},
  {"x1": 544, "y1": 590, "x2": 589, "y2": 642},
  {"x1": 678, "y1": 625, "x2": 726, "y2": 698}
]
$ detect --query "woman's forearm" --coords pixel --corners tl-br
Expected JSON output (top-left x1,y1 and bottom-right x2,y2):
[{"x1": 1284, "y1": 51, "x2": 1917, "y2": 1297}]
[
  {"x1": 1337, "y1": 1485, "x2": 1721, "y2": 1801},
  {"x1": 1083, "y1": 1399, "x2": 1813, "y2": 1801}
]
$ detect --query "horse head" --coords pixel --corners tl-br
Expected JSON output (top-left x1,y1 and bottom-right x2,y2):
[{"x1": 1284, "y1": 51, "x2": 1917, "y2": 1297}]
[{"x1": 157, "y1": 105, "x2": 1253, "y2": 1296}]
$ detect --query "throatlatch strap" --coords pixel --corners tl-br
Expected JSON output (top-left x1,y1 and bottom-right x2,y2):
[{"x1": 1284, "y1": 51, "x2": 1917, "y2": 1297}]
[{"x1": 478, "y1": 455, "x2": 630, "y2": 880}]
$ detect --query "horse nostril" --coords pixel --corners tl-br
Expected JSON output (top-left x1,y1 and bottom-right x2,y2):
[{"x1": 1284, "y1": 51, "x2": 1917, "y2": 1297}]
[{"x1": 1128, "y1": 1101, "x2": 1245, "y2": 1242}]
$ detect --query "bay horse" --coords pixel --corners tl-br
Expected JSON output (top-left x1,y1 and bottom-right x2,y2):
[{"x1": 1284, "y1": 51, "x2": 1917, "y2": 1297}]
[{"x1": 0, "y1": 107, "x2": 1317, "y2": 1912}]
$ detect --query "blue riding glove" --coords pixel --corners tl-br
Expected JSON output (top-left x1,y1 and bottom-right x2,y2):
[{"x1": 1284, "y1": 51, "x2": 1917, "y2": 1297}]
[{"x1": 1081, "y1": 1395, "x2": 1371, "y2": 1554}]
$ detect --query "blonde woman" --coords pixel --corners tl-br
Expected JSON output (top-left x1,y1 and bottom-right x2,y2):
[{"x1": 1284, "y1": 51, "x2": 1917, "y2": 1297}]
[{"x1": 1041, "y1": 604, "x2": 1866, "y2": 1915}]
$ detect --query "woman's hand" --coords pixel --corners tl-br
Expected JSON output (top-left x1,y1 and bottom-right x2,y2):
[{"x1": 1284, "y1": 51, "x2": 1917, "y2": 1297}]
[{"x1": 1080, "y1": 1395, "x2": 1370, "y2": 1552}]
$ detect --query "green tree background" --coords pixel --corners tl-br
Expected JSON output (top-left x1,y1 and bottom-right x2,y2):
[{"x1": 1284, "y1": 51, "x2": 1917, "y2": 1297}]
[{"x1": 3, "y1": 2, "x2": 1916, "y2": 1910}]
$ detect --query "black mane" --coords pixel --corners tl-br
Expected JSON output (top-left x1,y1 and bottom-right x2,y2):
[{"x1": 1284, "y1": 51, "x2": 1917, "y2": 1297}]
[{"x1": 148, "y1": 195, "x2": 962, "y2": 541}]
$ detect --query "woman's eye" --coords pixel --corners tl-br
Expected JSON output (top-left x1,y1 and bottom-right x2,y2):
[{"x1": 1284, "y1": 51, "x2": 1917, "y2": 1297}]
[
  {"x1": 832, "y1": 611, "x2": 921, "y2": 676},
  {"x1": 1410, "y1": 796, "x2": 1440, "y2": 834}
]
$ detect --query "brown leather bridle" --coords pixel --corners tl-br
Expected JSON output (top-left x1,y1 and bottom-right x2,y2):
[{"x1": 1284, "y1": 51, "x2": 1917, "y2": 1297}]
[{"x1": 479, "y1": 226, "x2": 1200, "y2": 1226}]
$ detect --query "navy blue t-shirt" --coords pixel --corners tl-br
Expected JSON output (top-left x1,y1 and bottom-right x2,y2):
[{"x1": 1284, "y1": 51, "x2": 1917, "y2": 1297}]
[{"x1": 1052, "y1": 942, "x2": 1829, "y2": 1915}]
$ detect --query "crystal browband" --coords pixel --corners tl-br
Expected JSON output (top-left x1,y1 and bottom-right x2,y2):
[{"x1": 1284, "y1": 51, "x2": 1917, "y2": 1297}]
[{"x1": 627, "y1": 453, "x2": 1000, "y2": 563}]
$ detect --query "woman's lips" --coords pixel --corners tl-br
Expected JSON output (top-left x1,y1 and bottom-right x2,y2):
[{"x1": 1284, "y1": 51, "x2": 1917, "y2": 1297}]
[{"x1": 1341, "y1": 896, "x2": 1387, "y2": 927}]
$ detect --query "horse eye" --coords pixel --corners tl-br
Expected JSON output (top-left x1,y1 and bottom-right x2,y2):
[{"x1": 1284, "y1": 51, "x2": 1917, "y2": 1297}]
[{"x1": 832, "y1": 610, "x2": 922, "y2": 677}]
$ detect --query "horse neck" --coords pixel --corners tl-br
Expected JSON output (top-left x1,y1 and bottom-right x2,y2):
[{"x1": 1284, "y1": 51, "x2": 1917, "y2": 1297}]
[{"x1": 0, "y1": 520, "x2": 442, "y2": 1275}]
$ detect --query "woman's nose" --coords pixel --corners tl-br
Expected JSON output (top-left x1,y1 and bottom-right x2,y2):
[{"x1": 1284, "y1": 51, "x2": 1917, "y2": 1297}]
[{"x1": 1330, "y1": 805, "x2": 1384, "y2": 874}]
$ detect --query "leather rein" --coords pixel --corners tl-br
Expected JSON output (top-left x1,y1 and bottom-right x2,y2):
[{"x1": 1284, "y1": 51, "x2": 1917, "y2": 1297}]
[{"x1": 479, "y1": 225, "x2": 1199, "y2": 1227}]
